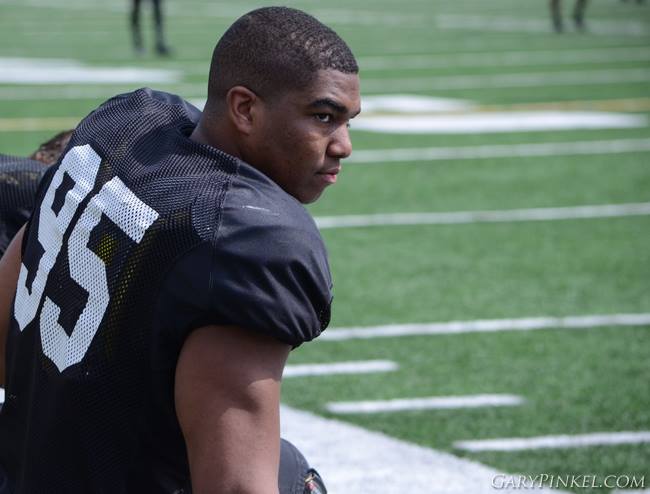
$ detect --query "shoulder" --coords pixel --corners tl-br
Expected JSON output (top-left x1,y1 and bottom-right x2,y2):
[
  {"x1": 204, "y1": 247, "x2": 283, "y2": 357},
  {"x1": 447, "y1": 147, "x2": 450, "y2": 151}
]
[
  {"x1": 190, "y1": 161, "x2": 333, "y2": 346},
  {"x1": 218, "y1": 161, "x2": 326, "y2": 256}
]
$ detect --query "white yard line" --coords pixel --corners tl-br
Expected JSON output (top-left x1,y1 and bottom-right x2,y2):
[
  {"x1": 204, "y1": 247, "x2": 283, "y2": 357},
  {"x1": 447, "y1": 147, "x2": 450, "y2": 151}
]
[
  {"x1": 454, "y1": 431, "x2": 650, "y2": 452},
  {"x1": 352, "y1": 111, "x2": 646, "y2": 134},
  {"x1": 435, "y1": 15, "x2": 650, "y2": 37},
  {"x1": 358, "y1": 46, "x2": 650, "y2": 70},
  {"x1": 326, "y1": 394, "x2": 524, "y2": 414},
  {"x1": 280, "y1": 404, "x2": 564, "y2": 493},
  {"x1": 361, "y1": 68, "x2": 650, "y2": 92},
  {"x1": 321, "y1": 314, "x2": 650, "y2": 341},
  {"x1": 315, "y1": 203, "x2": 650, "y2": 230},
  {"x1": 348, "y1": 138, "x2": 650, "y2": 164},
  {"x1": 0, "y1": 58, "x2": 179, "y2": 84},
  {"x1": 283, "y1": 360, "x2": 398, "y2": 378}
]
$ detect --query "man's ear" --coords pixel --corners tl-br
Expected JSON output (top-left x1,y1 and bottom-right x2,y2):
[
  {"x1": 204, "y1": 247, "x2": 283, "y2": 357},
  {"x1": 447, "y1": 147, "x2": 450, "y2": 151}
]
[{"x1": 226, "y1": 86, "x2": 261, "y2": 135}]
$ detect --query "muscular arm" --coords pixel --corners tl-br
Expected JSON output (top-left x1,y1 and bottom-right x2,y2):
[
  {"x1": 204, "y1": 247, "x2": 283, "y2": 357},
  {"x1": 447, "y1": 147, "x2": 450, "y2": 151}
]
[
  {"x1": 0, "y1": 225, "x2": 24, "y2": 386},
  {"x1": 175, "y1": 324, "x2": 290, "y2": 494}
]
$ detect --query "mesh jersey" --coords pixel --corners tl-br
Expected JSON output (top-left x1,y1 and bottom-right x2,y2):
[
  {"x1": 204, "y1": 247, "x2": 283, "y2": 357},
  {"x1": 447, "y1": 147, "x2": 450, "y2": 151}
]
[
  {"x1": 0, "y1": 155, "x2": 47, "y2": 256},
  {"x1": 0, "y1": 88, "x2": 332, "y2": 493}
]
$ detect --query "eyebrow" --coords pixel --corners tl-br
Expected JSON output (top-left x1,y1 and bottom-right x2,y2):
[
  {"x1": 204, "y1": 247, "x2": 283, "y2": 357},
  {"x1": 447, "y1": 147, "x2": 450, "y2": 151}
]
[{"x1": 309, "y1": 98, "x2": 360, "y2": 117}]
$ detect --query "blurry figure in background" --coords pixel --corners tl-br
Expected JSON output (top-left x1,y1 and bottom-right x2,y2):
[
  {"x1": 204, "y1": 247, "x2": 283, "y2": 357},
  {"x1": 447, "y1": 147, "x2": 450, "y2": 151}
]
[
  {"x1": 550, "y1": 0, "x2": 589, "y2": 32},
  {"x1": 130, "y1": 0, "x2": 171, "y2": 56},
  {"x1": 0, "y1": 130, "x2": 74, "y2": 256}
]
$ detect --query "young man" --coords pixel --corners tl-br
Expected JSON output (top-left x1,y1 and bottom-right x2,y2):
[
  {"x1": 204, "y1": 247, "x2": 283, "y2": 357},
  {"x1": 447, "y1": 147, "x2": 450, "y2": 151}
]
[
  {"x1": 0, "y1": 6, "x2": 360, "y2": 494},
  {"x1": 0, "y1": 130, "x2": 74, "y2": 257}
]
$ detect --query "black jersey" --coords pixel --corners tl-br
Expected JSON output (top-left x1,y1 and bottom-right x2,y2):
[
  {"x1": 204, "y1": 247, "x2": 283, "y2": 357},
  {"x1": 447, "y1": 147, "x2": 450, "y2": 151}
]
[
  {"x1": 0, "y1": 155, "x2": 47, "y2": 256},
  {"x1": 0, "y1": 88, "x2": 332, "y2": 493}
]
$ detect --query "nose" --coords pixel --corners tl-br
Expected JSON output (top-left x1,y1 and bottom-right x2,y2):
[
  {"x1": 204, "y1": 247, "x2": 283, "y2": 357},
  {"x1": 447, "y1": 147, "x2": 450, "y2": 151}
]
[{"x1": 328, "y1": 125, "x2": 353, "y2": 160}]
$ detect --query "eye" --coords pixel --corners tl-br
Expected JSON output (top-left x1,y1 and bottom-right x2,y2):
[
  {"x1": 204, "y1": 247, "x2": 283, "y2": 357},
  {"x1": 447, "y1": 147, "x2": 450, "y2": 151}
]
[{"x1": 314, "y1": 113, "x2": 332, "y2": 123}]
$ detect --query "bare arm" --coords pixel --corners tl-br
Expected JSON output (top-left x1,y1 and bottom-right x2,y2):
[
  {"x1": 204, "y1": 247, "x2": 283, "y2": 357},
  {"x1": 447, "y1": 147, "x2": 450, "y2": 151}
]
[
  {"x1": 175, "y1": 324, "x2": 290, "y2": 494},
  {"x1": 0, "y1": 225, "x2": 25, "y2": 386}
]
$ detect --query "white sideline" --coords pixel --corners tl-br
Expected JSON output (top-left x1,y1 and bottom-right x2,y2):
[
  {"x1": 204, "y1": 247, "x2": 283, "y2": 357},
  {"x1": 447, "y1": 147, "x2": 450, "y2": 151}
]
[
  {"x1": 358, "y1": 46, "x2": 650, "y2": 70},
  {"x1": 321, "y1": 314, "x2": 650, "y2": 341},
  {"x1": 283, "y1": 360, "x2": 398, "y2": 378},
  {"x1": 0, "y1": 58, "x2": 179, "y2": 85},
  {"x1": 315, "y1": 203, "x2": 650, "y2": 230},
  {"x1": 352, "y1": 111, "x2": 646, "y2": 134},
  {"x1": 435, "y1": 15, "x2": 650, "y2": 37},
  {"x1": 348, "y1": 138, "x2": 650, "y2": 163},
  {"x1": 455, "y1": 431, "x2": 650, "y2": 452},
  {"x1": 326, "y1": 394, "x2": 524, "y2": 414},
  {"x1": 280, "y1": 404, "x2": 564, "y2": 493},
  {"x1": 361, "y1": 68, "x2": 650, "y2": 92}
]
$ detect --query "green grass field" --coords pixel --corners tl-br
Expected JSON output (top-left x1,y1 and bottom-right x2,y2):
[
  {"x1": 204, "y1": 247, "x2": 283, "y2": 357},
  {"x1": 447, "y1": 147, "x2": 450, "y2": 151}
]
[{"x1": 1, "y1": 0, "x2": 649, "y2": 491}]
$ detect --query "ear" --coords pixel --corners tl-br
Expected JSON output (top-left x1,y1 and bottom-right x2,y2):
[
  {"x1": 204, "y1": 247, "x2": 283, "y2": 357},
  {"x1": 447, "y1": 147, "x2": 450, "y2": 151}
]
[{"x1": 225, "y1": 86, "x2": 261, "y2": 135}]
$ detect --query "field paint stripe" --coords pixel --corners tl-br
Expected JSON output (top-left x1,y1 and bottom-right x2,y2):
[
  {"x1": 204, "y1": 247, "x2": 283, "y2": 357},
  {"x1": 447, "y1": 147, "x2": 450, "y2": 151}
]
[
  {"x1": 283, "y1": 360, "x2": 398, "y2": 378},
  {"x1": 326, "y1": 394, "x2": 524, "y2": 414},
  {"x1": 321, "y1": 314, "x2": 650, "y2": 341},
  {"x1": 435, "y1": 15, "x2": 650, "y2": 37},
  {"x1": 315, "y1": 203, "x2": 650, "y2": 230},
  {"x1": 353, "y1": 112, "x2": 646, "y2": 134},
  {"x1": 358, "y1": 46, "x2": 650, "y2": 70},
  {"x1": 0, "y1": 117, "x2": 80, "y2": 132},
  {"x1": 280, "y1": 405, "x2": 565, "y2": 493},
  {"x1": 362, "y1": 68, "x2": 650, "y2": 92},
  {"x1": 454, "y1": 431, "x2": 650, "y2": 452},
  {"x1": 348, "y1": 139, "x2": 650, "y2": 164}
]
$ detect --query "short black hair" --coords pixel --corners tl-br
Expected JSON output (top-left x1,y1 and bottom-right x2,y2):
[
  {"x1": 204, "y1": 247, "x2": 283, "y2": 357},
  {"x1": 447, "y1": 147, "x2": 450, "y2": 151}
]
[{"x1": 207, "y1": 7, "x2": 358, "y2": 103}]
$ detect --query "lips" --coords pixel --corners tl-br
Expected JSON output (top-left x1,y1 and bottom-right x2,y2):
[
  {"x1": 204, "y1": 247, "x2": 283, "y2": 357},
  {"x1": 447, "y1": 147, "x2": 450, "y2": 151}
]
[{"x1": 318, "y1": 166, "x2": 340, "y2": 184}]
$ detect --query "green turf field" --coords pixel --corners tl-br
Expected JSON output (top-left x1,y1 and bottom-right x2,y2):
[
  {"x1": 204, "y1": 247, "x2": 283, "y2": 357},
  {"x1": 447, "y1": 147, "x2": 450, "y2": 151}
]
[{"x1": 1, "y1": 0, "x2": 649, "y2": 491}]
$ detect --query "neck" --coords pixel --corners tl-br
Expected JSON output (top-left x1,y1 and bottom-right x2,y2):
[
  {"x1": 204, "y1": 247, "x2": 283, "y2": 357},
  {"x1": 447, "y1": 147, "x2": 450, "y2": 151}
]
[{"x1": 189, "y1": 114, "x2": 242, "y2": 160}]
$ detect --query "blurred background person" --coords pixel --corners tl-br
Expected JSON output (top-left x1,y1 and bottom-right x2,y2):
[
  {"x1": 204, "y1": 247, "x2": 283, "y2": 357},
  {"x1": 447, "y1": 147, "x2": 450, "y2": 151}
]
[
  {"x1": 550, "y1": 0, "x2": 589, "y2": 32},
  {"x1": 0, "y1": 130, "x2": 73, "y2": 257},
  {"x1": 130, "y1": 0, "x2": 171, "y2": 56}
]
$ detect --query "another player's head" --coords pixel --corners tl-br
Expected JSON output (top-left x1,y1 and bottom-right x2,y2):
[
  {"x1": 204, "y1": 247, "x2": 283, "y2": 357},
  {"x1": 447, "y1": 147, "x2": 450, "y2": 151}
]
[
  {"x1": 196, "y1": 6, "x2": 361, "y2": 204},
  {"x1": 29, "y1": 129, "x2": 74, "y2": 166}
]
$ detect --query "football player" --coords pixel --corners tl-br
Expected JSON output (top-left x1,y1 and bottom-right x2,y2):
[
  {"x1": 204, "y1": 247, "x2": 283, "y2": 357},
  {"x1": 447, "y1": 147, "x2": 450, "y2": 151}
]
[
  {"x1": 0, "y1": 130, "x2": 74, "y2": 257},
  {"x1": 550, "y1": 0, "x2": 589, "y2": 32},
  {"x1": 130, "y1": 0, "x2": 171, "y2": 56},
  {"x1": 0, "y1": 6, "x2": 359, "y2": 494}
]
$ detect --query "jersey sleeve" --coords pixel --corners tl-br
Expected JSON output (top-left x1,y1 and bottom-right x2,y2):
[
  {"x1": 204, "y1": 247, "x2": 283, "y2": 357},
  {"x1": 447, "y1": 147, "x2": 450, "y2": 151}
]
[
  {"x1": 206, "y1": 204, "x2": 333, "y2": 347},
  {"x1": 154, "y1": 191, "x2": 332, "y2": 358}
]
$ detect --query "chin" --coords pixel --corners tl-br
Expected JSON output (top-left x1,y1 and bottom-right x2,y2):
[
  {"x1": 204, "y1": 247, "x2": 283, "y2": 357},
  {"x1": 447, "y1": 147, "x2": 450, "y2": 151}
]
[{"x1": 300, "y1": 190, "x2": 324, "y2": 204}]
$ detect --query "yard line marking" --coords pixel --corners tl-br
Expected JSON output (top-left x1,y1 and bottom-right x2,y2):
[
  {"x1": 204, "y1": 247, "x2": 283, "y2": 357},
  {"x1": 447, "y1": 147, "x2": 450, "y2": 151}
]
[
  {"x1": 326, "y1": 394, "x2": 524, "y2": 414},
  {"x1": 352, "y1": 112, "x2": 646, "y2": 134},
  {"x1": 283, "y1": 360, "x2": 398, "y2": 378},
  {"x1": 358, "y1": 46, "x2": 650, "y2": 70},
  {"x1": 315, "y1": 203, "x2": 650, "y2": 230},
  {"x1": 280, "y1": 405, "x2": 565, "y2": 493},
  {"x1": 436, "y1": 15, "x2": 650, "y2": 37},
  {"x1": 362, "y1": 68, "x2": 650, "y2": 92},
  {"x1": 480, "y1": 98, "x2": 650, "y2": 113},
  {"x1": 348, "y1": 138, "x2": 650, "y2": 164},
  {"x1": 0, "y1": 117, "x2": 80, "y2": 132},
  {"x1": 454, "y1": 431, "x2": 650, "y2": 452},
  {"x1": 321, "y1": 314, "x2": 650, "y2": 341},
  {"x1": 0, "y1": 58, "x2": 179, "y2": 84}
]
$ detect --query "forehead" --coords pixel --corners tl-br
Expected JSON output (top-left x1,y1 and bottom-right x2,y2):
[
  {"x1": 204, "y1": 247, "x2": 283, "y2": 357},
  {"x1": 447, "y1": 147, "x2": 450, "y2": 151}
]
[{"x1": 286, "y1": 69, "x2": 361, "y2": 111}]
